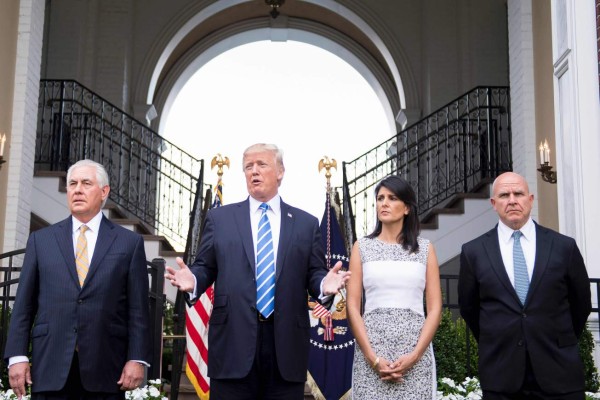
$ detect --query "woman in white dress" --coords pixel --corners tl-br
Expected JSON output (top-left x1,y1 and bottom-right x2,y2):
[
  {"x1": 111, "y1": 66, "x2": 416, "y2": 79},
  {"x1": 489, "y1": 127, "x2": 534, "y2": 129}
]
[{"x1": 347, "y1": 175, "x2": 442, "y2": 399}]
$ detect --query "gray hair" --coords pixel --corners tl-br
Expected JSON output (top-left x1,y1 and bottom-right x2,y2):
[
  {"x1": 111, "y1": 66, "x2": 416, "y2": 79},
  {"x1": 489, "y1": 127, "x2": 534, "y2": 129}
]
[
  {"x1": 242, "y1": 143, "x2": 285, "y2": 171},
  {"x1": 67, "y1": 159, "x2": 110, "y2": 206}
]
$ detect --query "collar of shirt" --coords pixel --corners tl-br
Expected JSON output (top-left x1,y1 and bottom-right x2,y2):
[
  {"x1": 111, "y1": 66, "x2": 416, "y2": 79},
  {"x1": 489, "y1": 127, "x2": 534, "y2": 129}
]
[
  {"x1": 248, "y1": 194, "x2": 281, "y2": 216},
  {"x1": 497, "y1": 217, "x2": 535, "y2": 244},
  {"x1": 72, "y1": 211, "x2": 103, "y2": 234}
]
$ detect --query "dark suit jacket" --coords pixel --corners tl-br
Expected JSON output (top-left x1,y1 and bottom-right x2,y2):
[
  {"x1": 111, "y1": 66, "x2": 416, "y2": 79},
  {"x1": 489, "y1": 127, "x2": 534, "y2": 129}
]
[
  {"x1": 190, "y1": 198, "x2": 328, "y2": 382},
  {"x1": 4, "y1": 216, "x2": 150, "y2": 393},
  {"x1": 458, "y1": 222, "x2": 591, "y2": 394}
]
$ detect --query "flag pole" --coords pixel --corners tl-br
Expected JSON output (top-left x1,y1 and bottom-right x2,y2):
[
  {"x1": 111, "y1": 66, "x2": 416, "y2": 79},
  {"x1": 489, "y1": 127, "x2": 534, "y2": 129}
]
[
  {"x1": 318, "y1": 156, "x2": 337, "y2": 269},
  {"x1": 318, "y1": 156, "x2": 338, "y2": 342},
  {"x1": 186, "y1": 153, "x2": 229, "y2": 400}
]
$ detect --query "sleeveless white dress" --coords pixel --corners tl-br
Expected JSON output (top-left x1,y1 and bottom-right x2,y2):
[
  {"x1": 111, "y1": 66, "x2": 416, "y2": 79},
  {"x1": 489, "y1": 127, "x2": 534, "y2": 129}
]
[{"x1": 352, "y1": 236, "x2": 436, "y2": 399}]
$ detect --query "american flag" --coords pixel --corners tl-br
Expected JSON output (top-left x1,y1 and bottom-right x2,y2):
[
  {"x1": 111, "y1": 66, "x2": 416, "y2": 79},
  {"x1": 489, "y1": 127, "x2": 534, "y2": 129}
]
[
  {"x1": 307, "y1": 190, "x2": 354, "y2": 399},
  {"x1": 185, "y1": 179, "x2": 222, "y2": 399}
]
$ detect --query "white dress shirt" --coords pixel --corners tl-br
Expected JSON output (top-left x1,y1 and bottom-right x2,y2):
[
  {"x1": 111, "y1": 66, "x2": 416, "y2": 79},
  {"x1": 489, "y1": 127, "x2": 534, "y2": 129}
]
[
  {"x1": 497, "y1": 218, "x2": 536, "y2": 286},
  {"x1": 249, "y1": 195, "x2": 281, "y2": 270}
]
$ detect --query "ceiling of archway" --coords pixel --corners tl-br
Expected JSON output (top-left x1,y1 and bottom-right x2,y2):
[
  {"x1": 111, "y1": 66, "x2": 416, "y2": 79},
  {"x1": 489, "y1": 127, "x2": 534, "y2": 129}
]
[{"x1": 157, "y1": 1, "x2": 389, "y2": 88}]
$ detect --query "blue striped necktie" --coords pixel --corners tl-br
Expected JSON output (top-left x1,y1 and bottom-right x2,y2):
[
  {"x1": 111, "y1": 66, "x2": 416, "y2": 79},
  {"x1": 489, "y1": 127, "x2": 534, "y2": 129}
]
[
  {"x1": 512, "y1": 230, "x2": 529, "y2": 304},
  {"x1": 256, "y1": 203, "x2": 276, "y2": 318}
]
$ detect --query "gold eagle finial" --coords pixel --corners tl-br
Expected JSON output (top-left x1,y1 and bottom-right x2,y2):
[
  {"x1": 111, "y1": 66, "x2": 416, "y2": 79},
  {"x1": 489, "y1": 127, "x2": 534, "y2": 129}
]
[
  {"x1": 318, "y1": 156, "x2": 337, "y2": 181},
  {"x1": 211, "y1": 153, "x2": 230, "y2": 177}
]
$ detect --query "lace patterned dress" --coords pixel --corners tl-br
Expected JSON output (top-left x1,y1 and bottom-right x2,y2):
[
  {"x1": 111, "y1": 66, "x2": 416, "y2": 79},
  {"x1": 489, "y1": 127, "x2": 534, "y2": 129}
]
[{"x1": 352, "y1": 236, "x2": 436, "y2": 399}]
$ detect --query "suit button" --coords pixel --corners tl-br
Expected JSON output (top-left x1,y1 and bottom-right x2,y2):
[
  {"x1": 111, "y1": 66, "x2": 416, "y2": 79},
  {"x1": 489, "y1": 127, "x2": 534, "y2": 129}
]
[
  {"x1": 518, "y1": 340, "x2": 523, "y2": 346},
  {"x1": 78, "y1": 299, "x2": 83, "y2": 304},
  {"x1": 522, "y1": 313, "x2": 526, "y2": 318},
  {"x1": 73, "y1": 328, "x2": 78, "y2": 333}
]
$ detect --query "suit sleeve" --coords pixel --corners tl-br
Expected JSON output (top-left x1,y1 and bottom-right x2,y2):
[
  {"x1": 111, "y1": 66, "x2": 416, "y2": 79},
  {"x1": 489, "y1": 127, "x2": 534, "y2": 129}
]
[
  {"x1": 189, "y1": 210, "x2": 219, "y2": 295},
  {"x1": 4, "y1": 234, "x2": 39, "y2": 360},
  {"x1": 127, "y1": 235, "x2": 151, "y2": 363},
  {"x1": 458, "y1": 245, "x2": 480, "y2": 341},
  {"x1": 306, "y1": 218, "x2": 328, "y2": 303},
  {"x1": 566, "y1": 239, "x2": 591, "y2": 338}
]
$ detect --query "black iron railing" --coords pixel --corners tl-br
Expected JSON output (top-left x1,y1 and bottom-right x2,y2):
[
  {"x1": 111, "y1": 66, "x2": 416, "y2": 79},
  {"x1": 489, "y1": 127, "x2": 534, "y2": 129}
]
[
  {"x1": 35, "y1": 80, "x2": 205, "y2": 250},
  {"x1": 169, "y1": 182, "x2": 214, "y2": 400},
  {"x1": 0, "y1": 249, "x2": 166, "y2": 380},
  {"x1": 342, "y1": 86, "x2": 511, "y2": 240}
]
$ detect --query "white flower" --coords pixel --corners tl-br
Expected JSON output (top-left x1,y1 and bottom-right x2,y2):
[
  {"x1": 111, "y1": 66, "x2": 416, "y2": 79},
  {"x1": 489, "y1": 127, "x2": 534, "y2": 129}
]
[{"x1": 441, "y1": 377, "x2": 457, "y2": 387}]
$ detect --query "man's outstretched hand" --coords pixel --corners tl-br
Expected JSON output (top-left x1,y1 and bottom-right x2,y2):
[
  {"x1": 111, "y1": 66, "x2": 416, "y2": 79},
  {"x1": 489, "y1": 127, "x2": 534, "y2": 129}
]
[
  {"x1": 322, "y1": 261, "x2": 351, "y2": 296},
  {"x1": 165, "y1": 257, "x2": 195, "y2": 292}
]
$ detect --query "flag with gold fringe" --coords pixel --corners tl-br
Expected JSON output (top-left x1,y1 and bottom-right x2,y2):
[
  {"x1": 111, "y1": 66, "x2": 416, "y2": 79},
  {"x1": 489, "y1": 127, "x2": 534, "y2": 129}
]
[
  {"x1": 185, "y1": 175, "x2": 223, "y2": 399},
  {"x1": 307, "y1": 189, "x2": 355, "y2": 399}
]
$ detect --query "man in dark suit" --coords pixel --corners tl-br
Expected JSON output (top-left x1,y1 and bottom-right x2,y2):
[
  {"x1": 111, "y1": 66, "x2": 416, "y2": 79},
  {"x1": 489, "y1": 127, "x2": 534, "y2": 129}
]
[
  {"x1": 5, "y1": 159, "x2": 150, "y2": 399},
  {"x1": 165, "y1": 143, "x2": 350, "y2": 399},
  {"x1": 458, "y1": 172, "x2": 591, "y2": 400}
]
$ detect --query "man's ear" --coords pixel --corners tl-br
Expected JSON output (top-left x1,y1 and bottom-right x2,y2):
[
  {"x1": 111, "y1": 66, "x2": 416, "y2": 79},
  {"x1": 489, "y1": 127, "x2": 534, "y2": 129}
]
[{"x1": 102, "y1": 185, "x2": 111, "y2": 201}]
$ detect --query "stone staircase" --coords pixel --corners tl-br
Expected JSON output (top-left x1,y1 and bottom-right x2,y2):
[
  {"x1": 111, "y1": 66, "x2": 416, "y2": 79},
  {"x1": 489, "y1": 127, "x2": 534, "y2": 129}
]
[{"x1": 421, "y1": 181, "x2": 497, "y2": 268}]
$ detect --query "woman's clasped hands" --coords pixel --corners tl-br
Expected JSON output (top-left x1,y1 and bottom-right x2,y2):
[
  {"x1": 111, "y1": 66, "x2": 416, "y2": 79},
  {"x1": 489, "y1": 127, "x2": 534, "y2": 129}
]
[{"x1": 374, "y1": 352, "x2": 419, "y2": 383}]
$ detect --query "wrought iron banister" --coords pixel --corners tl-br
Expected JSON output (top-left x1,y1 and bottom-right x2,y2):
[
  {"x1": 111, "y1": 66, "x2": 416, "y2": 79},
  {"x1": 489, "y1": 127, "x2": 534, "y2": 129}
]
[
  {"x1": 35, "y1": 79, "x2": 206, "y2": 250},
  {"x1": 343, "y1": 86, "x2": 511, "y2": 240}
]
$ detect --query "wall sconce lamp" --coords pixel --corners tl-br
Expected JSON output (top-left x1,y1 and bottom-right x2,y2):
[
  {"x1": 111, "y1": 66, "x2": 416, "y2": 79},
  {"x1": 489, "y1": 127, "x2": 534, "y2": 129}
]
[
  {"x1": 537, "y1": 139, "x2": 557, "y2": 184},
  {"x1": 0, "y1": 133, "x2": 6, "y2": 169}
]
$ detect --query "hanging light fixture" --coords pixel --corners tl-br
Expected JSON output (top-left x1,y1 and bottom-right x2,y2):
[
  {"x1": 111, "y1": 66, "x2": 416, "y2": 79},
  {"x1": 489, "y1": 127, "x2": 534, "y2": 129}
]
[{"x1": 265, "y1": 0, "x2": 285, "y2": 19}]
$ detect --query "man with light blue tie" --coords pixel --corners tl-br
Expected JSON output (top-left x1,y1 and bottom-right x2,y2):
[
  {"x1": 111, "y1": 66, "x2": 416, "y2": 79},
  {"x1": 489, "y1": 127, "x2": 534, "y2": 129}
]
[
  {"x1": 165, "y1": 143, "x2": 350, "y2": 399},
  {"x1": 458, "y1": 172, "x2": 591, "y2": 400}
]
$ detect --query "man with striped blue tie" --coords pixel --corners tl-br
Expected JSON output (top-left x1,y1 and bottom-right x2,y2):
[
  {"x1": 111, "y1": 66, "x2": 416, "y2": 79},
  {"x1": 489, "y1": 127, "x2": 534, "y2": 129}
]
[
  {"x1": 458, "y1": 172, "x2": 591, "y2": 400},
  {"x1": 166, "y1": 143, "x2": 350, "y2": 400}
]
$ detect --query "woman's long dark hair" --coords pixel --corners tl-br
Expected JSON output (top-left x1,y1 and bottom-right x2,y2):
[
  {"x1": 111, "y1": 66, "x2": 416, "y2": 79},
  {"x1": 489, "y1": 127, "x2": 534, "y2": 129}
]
[{"x1": 366, "y1": 175, "x2": 420, "y2": 253}]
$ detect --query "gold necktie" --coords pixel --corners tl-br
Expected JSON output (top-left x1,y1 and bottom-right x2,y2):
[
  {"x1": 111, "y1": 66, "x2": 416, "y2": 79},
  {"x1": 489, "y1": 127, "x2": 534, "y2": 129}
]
[{"x1": 76, "y1": 225, "x2": 89, "y2": 287}]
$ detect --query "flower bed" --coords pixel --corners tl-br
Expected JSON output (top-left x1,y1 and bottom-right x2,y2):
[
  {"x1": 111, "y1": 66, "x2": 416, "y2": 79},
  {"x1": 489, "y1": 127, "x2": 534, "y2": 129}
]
[
  {"x1": 437, "y1": 377, "x2": 600, "y2": 400},
  {"x1": 0, "y1": 379, "x2": 166, "y2": 400}
]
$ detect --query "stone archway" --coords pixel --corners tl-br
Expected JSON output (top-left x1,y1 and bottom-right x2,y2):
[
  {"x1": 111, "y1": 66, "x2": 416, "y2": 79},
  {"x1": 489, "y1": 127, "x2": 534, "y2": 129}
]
[{"x1": 132, "y1": 0, "x2": 414, "y2": 133}]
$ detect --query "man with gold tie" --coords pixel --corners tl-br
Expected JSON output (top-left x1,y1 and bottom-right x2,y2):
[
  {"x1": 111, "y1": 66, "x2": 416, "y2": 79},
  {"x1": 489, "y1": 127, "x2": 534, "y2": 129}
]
[{"x1": 5, "y1": 159, "x2": 150, "y2": 399}]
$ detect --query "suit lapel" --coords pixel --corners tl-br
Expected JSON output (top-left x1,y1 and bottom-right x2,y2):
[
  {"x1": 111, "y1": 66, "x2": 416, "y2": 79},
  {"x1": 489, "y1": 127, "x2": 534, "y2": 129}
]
[
  {"x1": 482, "y1": 228, "x2": 522, "y2": 305},
  {"x1": 276, "y1": 201, "x2": 294, "y2": 282},
  {"x1": 233, "y1": 200, "x2": 255, "y2": 271},
  {"x1": 55, "y1": 217, "x2": 80, "y2": 288},
  {"x1": 84, "y1": 216, "x2": 117, "y2": 287},
  {"x1": 527, "y1": 223, "x2": 552, "y2": 302}
]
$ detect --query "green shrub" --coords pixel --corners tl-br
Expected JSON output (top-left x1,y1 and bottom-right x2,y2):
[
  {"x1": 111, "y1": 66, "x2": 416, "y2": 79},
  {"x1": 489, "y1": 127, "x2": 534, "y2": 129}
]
[
  {"x1": 433, "y1": 308, "x2": 600, "y2": 394},
  {"x1": 579, "y1": 325, "x2": 600, "y2": 393},
  {"x1": 433, "y1": 308, "x2": 478, "y2": 383}
]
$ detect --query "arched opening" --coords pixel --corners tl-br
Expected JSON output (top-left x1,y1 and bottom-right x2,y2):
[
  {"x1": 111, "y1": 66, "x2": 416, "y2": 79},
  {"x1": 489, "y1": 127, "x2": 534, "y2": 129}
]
[
  {"x1": 134, "y1": 0, "x2": 415, "y2": 132},
  {"x1": 162, "y1": 40, "x2": 393, "y2": 218}
]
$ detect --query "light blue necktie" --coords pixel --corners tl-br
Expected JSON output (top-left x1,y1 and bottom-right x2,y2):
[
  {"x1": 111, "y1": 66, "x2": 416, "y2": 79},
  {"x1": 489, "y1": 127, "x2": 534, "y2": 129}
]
[
  {"x1": 256, "y1": 203, "x2": 276, "y2": 318},
  {"x1": 513, "y1": 230, "x2": 529, "y2": 305}
]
